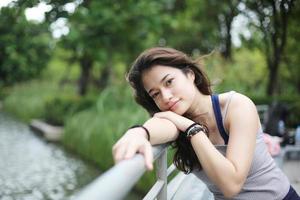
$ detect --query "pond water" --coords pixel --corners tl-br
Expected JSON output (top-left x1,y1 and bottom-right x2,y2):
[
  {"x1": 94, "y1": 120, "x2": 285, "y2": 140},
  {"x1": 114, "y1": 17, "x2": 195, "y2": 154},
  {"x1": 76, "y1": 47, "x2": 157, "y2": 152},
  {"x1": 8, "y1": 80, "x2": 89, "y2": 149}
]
[{"x1": 0, "y1": 112, "x2": 101, "y2": 200}]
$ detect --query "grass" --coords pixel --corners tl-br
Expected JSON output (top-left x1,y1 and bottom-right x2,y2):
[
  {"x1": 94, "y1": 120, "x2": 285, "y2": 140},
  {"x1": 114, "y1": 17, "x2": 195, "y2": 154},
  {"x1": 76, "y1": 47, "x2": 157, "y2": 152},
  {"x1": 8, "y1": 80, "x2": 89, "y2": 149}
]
[{"x1": 2, "y1": 80, "x2": 77, "y2": 122}]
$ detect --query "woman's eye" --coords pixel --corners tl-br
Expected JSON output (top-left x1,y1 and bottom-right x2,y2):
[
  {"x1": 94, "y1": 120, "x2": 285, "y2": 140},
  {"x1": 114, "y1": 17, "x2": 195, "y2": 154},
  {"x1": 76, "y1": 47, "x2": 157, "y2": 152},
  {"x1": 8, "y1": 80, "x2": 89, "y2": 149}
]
[
  {"x1": 166, "y1": 78, "x2": 173, "y2": 86},
  {"x1": 151, "y1": 92, "x2": 159, "y2": 99}
]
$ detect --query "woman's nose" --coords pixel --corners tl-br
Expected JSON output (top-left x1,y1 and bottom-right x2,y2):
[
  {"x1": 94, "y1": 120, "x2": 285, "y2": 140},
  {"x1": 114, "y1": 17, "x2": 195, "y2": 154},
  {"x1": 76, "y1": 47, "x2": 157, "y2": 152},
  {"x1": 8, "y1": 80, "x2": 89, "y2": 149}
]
[{"x1": 161, "y1": 89, "x2": 172, "y2": 102}]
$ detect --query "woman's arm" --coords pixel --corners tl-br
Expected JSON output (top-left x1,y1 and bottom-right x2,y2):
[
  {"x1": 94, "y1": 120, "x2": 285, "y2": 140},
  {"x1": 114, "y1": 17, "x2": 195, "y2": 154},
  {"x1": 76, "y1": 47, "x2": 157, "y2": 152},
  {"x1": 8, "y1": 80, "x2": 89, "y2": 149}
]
[
  {"x1": 155, "y1": 93, "x2": 259, "y2": 198},
  {"x1": 144, "y1": 117, "x2": 180, "y2": 145},
  {"x1": 191, "y1": 94, "x2": 258, "y2": 198},
  {"x1": 112, "y1": 117, "x2": 179, "y2": 170}
]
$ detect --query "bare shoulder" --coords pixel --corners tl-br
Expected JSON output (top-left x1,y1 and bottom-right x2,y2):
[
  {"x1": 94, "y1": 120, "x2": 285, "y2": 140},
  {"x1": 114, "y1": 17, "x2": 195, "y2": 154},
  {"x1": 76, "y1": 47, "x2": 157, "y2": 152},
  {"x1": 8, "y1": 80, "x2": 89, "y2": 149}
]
[
  {"x1": 219, "y1": 91, "x2": 256, "y2": 111},
  {"x1": 219, "y1": 92, "x2": 259, "y2": 130}
]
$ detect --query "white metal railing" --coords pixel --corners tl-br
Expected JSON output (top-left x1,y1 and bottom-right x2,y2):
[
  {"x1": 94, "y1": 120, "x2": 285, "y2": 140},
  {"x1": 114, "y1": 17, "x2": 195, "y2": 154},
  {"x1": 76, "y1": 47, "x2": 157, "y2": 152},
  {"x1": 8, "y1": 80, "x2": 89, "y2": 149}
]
[{"x1": 74, "y1": 143, "x2": 178, "y2": 200}]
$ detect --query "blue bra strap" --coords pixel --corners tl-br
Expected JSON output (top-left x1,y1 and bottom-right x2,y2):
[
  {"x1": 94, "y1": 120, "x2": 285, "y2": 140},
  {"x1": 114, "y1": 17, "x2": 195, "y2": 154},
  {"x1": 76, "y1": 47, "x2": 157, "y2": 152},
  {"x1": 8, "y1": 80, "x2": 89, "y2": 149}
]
[{"x1": 211, "y1": 94, "x2": 229, "y2": 144}]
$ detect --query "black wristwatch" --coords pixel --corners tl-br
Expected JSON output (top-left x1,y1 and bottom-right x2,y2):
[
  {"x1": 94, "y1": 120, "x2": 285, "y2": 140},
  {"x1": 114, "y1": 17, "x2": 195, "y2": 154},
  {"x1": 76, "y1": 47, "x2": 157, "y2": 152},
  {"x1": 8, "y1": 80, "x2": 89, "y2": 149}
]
[{"x1": 185, "y1": 123, "x2": 208, "y2": 139}]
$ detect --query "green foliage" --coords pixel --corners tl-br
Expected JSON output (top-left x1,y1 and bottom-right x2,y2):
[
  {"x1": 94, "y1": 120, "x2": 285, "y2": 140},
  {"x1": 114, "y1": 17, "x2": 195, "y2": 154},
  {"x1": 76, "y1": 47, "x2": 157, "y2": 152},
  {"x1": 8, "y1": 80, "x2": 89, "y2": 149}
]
[
  {"x1": 0, "y1": 87, "x2": 9, "y2": 100},
  {"x1": 3, "y1": 81, "x2": 55, "y2": 122},
  {"x1": 161, "y1": 0, "x2": 239, "y2": 55},
  {"x1": 0, "y1": 6, "x2": 52, "y2": 86},
  {"x1": 2, "y1": 80, "x2": 76, "y2": 122},
  {"x1": 204, "y1": 48, "x2": 267, "y2": 94},
  {"x1": 41, "y1": 47, "x2": 81, "y2": 82},
  {"x1": 54, "y1": 0, "x2": 167, "y2": 94},
  {"x1": 2, "y1": 77, "x2": 95, "y2": 126},
  {"x1": 44, "y1": 94, "x2": 96, "y2": 125},
  {"x1": 241, "y1": 0, "x2": 295, "y2": 95},
  {"x1": 280, "y1": 1, "x2": 300, "y2": 94}
]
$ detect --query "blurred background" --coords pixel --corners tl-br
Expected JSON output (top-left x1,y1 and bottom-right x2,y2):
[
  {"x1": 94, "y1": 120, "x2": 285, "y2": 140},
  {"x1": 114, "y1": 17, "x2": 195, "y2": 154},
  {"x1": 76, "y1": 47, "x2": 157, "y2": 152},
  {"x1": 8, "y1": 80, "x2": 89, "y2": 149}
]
[{"x1": 0, "y1": 0, "x2": 299, "y2": 199}]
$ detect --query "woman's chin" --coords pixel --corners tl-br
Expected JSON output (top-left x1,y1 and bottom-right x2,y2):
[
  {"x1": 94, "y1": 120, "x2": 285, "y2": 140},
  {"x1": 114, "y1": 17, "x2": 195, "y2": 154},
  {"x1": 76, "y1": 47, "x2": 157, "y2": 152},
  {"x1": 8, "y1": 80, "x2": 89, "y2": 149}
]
[{"x1": 172, "y1": 107, "x2": 187, "y2": 116}]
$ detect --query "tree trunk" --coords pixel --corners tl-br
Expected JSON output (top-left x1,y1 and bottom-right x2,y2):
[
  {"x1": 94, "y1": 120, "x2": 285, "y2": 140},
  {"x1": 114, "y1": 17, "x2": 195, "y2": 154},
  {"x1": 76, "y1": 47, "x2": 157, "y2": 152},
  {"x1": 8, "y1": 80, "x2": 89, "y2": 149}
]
[
  {"x1": 297, "y1": 78, "x2": 300, "y2": 93},
  {"x1": 221, "y1": 16, "x2": 232, "y2": 60},
  {"x1": 97, "y1": 65, "x2": 112, "y2": 90},
  {"x1": 220, "y1": 2, "x2": 238, "y2": 61},
  {"x1": 98, "y1": 66, "x2": 111, "y2": 90},
  {"x1": 266, "y1": 61, "x2": 279, "y2": 96},
  {"x1": 78, "y1": 55, "x2": 93, "y2": 96}
]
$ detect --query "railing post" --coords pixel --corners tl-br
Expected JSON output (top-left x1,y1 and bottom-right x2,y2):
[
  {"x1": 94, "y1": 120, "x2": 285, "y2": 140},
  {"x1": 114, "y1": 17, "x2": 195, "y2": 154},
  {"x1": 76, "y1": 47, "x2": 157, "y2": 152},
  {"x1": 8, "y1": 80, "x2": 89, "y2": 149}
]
[{"x1": 156, "y1": 147, "x2": 167, "y2": 200}]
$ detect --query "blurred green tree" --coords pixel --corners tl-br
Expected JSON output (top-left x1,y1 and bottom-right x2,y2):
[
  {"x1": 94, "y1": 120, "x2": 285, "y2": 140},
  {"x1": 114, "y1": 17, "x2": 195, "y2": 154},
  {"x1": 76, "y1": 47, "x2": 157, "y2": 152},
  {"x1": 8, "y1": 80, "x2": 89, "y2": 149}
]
[
  {"x1": 242, "y1": 0, "x2": 295, "y2": 95},
  {"x1": 46, "y1": 0, "x2": 165, "y2": 95},
  {"x1": 159, "y1": 0, "x2": 239, "y2": 60},
  {"x1": 0, "y1": 4, "x2": 52, "y2": 86},
  {"x1": 281, "y1": 1, "x2": 300, "y2": 94}
]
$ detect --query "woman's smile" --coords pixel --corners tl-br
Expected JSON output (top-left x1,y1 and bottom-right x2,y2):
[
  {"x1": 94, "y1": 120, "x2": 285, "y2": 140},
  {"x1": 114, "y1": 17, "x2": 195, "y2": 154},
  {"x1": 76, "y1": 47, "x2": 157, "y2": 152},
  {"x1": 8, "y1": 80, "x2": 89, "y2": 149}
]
[{"x1": 168, "y1": 99, "x2": 180, "y2": 111}]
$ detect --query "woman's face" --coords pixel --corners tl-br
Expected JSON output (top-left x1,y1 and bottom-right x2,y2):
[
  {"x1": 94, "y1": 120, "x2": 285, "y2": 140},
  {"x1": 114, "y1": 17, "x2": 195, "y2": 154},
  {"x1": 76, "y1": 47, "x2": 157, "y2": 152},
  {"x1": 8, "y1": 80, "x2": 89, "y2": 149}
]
[{"x1": 142, "y1": 65, "x2": 197, "y2": 115}]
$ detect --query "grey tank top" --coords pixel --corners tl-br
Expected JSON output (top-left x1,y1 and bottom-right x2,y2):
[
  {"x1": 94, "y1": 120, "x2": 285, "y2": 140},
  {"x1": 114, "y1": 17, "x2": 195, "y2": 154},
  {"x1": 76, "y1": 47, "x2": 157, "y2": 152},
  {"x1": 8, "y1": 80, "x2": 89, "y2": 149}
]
[{"x1": 192, "y1": 91, "x2": 290, "y2": 200}]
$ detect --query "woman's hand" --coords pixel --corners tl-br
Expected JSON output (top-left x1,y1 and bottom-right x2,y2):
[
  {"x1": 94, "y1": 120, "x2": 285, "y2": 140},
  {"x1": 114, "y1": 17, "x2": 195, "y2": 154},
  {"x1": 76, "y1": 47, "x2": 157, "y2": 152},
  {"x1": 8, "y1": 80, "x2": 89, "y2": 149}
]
[
  {"x1": 112, "y1": 127, "x2": 153, "y2": 171},
  {"x1": 154, "y1": 111, "x2": 194, "y2": 132},
  {"x1": 112, "y1": 116, "x2": 181, "y2": 171}
]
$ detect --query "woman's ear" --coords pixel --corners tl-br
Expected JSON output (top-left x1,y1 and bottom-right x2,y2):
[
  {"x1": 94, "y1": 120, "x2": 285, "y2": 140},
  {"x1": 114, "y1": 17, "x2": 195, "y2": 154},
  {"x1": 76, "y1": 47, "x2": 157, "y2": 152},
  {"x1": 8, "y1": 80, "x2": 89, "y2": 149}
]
[{"x1": 187, "y1": 69, "x2": 195, "y2": 82}]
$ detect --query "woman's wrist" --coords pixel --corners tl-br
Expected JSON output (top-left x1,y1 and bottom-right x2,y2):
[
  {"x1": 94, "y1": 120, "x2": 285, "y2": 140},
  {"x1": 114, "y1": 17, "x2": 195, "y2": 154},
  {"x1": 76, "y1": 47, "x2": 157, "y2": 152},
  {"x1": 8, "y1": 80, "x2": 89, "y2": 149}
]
[
  {"x1": 129, "y1": 125, "x2": 150, "y2": 141},
  {"x1": 180, "y1": 119, "x2": 196, "y2": 132},
  {"x1": 184, "y1": 123, "x2": 209, "y2": 140}
]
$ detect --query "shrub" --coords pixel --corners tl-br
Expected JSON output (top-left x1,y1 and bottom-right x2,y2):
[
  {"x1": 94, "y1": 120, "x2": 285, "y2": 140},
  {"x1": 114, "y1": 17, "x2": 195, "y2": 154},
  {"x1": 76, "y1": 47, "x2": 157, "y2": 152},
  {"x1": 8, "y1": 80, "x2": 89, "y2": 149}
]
[
  {"x1": 2, "y1": 80, "x2": 57, "y2": 122},
  {"x1": 2, "y1": 80, "x2": 87, "y2": 123},
  {"x1": 43, "y1": 94, "x2": 96, "y2": 125}
]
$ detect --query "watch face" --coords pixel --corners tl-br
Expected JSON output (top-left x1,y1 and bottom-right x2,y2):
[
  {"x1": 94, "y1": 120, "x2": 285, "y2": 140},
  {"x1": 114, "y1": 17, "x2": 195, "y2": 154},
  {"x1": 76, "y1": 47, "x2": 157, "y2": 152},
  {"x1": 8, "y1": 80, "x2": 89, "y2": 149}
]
[
  {"x1": 186, "y1": 124, "x2": 208, "y2": 139},
  {"x1": 187, "y1": 125, "x2": 201, "y2": 136}
]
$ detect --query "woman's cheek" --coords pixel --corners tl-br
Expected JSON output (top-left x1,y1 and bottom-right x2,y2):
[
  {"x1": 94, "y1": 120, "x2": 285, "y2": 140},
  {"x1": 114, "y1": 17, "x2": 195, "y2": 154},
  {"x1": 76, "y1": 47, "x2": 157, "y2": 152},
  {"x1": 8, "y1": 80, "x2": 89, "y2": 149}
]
[{"x1": 154, "y1": 99, "x2": 164, "y2": 111}]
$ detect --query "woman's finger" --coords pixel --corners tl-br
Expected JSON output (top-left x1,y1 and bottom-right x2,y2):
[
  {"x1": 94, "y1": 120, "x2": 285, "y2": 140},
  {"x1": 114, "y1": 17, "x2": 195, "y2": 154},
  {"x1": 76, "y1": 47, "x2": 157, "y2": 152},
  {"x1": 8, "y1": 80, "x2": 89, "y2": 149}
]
[
  {"x1": 112, "y1": 142, "x2": 121, "y2": 155},
  {"x1": 140, "y1": 143, "x2": 153, "y2": 171},
  {"x1": 113, "y1": 144, "x2": 127, "y2": 163},
  {"x1": 123, "y1": 144, "x2": 138, "y2": 159}
]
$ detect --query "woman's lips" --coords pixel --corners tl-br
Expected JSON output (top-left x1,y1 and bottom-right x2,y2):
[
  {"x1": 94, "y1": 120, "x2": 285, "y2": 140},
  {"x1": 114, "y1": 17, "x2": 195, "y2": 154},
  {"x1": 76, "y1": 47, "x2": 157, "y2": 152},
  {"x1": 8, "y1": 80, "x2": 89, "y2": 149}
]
[{"x1": 169, "y1": 100, "x2": 180, "y2": 111}]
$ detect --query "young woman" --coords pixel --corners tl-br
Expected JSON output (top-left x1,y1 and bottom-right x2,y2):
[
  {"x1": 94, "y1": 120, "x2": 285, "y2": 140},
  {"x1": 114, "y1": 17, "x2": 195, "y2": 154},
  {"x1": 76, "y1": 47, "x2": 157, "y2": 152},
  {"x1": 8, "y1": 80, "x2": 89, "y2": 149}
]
[{"x1": 112, "y1": 47, "x2": 299, "y2": 200}]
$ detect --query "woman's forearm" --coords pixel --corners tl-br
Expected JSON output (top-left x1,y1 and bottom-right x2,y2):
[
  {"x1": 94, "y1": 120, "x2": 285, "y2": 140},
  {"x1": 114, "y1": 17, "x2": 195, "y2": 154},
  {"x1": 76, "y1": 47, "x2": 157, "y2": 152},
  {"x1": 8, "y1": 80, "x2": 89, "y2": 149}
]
[
  {"x1": 190, "y1": 133, "x2": 246, "y2": 198},
  {"x1": 143, "y1": 117, "x2": 180, "y2": 145}
]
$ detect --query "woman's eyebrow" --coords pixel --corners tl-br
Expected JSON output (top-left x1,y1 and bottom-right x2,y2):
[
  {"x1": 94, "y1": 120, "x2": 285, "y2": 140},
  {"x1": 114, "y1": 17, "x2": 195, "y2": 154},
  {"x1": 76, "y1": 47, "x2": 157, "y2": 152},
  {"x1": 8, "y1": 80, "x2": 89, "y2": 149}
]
[{"x1": 147, "y1": 74, "x2": 170, "y2": 94}]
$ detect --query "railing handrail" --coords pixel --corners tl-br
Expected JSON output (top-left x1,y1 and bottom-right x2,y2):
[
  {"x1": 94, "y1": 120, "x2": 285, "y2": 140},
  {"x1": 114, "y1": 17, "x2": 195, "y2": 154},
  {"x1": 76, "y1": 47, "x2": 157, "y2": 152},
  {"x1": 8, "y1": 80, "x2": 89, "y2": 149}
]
[{"x1": 74, "y1": 143, "x2": 170, "y2": 200}]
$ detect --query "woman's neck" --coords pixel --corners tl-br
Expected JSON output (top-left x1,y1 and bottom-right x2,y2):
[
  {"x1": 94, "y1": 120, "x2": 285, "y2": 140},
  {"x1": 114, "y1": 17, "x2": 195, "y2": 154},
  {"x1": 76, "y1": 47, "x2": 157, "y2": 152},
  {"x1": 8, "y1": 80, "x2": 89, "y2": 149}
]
[
  {"x1": 185, "y1": 91, "x2": 212, "y2": 121},
  {"x1": 184, "y1": 91, "x2": 219, "y2": 138}
]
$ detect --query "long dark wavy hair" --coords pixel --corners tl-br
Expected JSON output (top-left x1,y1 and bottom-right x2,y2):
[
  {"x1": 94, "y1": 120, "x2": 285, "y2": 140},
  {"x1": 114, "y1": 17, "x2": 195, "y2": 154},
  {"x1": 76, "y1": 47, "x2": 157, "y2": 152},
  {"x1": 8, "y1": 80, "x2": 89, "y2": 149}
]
[{"x1": 126, "y1": 47, "x2": 212, "y2": 173}]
